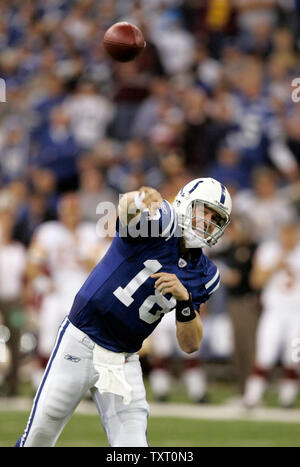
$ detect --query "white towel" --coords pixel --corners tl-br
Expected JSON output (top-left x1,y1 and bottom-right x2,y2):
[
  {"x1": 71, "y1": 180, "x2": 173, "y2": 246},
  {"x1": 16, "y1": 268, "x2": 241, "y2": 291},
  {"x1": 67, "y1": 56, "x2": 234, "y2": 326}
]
[{"x1": 93, "y1": 344, "x2": 133, "y2": 405}]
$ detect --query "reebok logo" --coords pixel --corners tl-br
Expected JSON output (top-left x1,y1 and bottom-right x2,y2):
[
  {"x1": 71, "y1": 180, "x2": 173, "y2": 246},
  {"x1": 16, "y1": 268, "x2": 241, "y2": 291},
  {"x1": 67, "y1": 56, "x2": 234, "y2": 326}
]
[
  {"x1": 64, "y1": 354, "x2": 81, "y2": 363},
  {"x1": 181, "y1": 307, "x2": 191, "y2": 316}
]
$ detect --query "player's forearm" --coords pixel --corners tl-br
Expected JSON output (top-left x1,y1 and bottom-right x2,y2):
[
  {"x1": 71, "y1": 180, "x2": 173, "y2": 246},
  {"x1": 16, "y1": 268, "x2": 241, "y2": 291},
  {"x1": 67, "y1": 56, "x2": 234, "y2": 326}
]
[
  {"x1": 152, "y1": 272, "x2": 203, "y2": 353},
  {"x1": 118, "y1": 191, "x2": 141, "y2": 226},
  {"x1": 176, "y1": 315, "x2": 203, "y2": 354}
]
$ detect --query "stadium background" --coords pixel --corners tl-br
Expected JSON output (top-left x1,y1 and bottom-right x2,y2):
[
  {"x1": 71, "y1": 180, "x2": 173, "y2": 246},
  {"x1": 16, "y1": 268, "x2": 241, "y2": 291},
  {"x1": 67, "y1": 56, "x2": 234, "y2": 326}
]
[{"x1": 1, "y1": 0, "x2": 300, "y2": 447}]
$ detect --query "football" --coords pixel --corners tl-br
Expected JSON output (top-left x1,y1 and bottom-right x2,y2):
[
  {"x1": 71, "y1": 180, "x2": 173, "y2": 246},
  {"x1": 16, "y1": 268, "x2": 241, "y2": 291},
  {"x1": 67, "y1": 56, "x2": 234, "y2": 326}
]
[{"x1": 103, "y1": 22, "x2": 146, "y2": 62}]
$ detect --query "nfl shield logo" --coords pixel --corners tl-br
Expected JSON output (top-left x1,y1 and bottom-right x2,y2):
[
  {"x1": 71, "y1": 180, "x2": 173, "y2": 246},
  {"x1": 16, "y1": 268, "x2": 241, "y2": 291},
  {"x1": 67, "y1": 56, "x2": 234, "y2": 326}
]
[{"x1": 178, "y1": 258, "x2": 187, "y2": 268}]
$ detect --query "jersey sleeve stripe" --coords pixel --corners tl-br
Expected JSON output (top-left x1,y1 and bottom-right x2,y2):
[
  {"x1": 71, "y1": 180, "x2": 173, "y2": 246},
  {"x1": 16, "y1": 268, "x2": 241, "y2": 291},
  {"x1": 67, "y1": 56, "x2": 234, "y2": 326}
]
[
  {"x1": 160, "y1": 200, "x2": 175, "y2": 238},
  {"x1": 208, "y1": 279, "x2": 220, "y2": 295},
  {"x1": 165, "y1": 210, "x2": 178, "y2": 241},
  {"x1": 205, "y1": 269, "x2": 219, "y2": 290}
]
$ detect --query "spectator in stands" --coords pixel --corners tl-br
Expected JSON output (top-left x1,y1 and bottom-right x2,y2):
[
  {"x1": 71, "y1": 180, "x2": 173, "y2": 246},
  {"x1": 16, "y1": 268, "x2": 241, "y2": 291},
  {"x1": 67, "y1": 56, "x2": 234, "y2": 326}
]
[
  {"x1": 64, "y1": 79, "x2": 115, "y2": 150},
  {"x1": 158, "y1": 151, "x2": 192, "y2": 202},
  {"x1": 28, "y1": 168, "x2": 59, "y2": 221},
  {"x1": 150, "y1": 13, "x2": 196, "y2": 76},
  {"x1": 78, "y1": 166, "x2": 118, "y2": 224},
  {"x1": 207, "y1": 142, "x2": 250, "y2": 190},
  {"x1": 226, "y1": 60, "x2": 299, "y2": 180},
  {"x1": 107, "y1": 138, "x2": 161, "y2": 192},
  {"x1": 131, "y1": 77, "x2": 170, "y2": 140},
  {"x1": 31, "y1": 105, "x2": 81, "y2": 192},
  {"x1": 32, "y1": 74, "x2": 65, "y2": 129},
  {"x1": 234, "y1": 0, "x2": 277, "y2": 37},
  {"x1": 284, "y1": 103, "x2": 300, "y2": 166},
  {"x1": 234, "y1": 167, "x2": 297, "y2": 243},
  {"x1": 13, "y1": 196, "x2": 45, "y2": 248},
  {"x1": 0, "y1": 119, "x2": 29, "y2": 184},
  {"x1": 110, "y1": 61, "x2": 150, "y2": 141}
]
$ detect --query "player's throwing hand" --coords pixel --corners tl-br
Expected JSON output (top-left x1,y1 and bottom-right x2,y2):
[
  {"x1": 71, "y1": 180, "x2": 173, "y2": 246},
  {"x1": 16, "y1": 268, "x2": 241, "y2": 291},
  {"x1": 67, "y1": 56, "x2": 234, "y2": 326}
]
[
  {"x1": 138, "y1": 186, "x2": 163, "y2": 216},
  {"x1": 151, "y1": 272, "x2": 189, "y2": 301}
]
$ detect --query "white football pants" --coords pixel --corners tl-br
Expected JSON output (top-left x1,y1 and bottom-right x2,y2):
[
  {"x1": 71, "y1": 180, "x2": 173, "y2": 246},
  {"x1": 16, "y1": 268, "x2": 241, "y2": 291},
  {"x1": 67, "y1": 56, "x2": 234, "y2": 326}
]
[
  {"x1": 17, "y1": 318, "x2": 149, "y2": 447},
  {"x1": 255, "y1": 307, "x2": 300, "y2": 369}
]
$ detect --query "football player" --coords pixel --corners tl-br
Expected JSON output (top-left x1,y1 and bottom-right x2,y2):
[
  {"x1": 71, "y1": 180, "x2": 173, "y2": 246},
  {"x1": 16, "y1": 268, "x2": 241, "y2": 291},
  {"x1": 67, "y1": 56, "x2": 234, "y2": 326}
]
[
  {"x1": 243, "y1": 222, "x2": 300, "y2": 408},
  {"x1": 16, "y1": 178, "x2": 231, "y2": 447}
]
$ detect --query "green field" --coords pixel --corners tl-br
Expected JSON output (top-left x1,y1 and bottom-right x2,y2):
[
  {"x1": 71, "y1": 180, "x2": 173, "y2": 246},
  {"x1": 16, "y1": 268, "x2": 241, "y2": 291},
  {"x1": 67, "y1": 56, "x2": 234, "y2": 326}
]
[
  {"x1": 2, "y1": 381, "x2": 300, "y2": 447},
  {"x1": 1, "y1": 412, "x2": 300, "y2": 447}
]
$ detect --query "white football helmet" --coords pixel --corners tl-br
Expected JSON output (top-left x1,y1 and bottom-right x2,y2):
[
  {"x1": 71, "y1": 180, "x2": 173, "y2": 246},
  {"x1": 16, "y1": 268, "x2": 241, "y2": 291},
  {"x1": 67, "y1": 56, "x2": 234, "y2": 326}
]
[{"x1": 173, "y1": 177, "x2": 232, "y2": 248}]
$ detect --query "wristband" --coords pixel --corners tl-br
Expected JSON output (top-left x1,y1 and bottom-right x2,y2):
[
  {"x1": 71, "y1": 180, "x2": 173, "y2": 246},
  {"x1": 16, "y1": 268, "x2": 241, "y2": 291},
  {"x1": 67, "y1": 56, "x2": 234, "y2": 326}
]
[{"x1": 176, "y1": 293, "x2": 196, "y2": 323}]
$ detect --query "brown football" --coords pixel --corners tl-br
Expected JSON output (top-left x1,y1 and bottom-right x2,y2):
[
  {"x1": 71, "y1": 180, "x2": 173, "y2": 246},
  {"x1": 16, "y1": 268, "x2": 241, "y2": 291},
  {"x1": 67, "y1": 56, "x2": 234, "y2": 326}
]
[{"x1": 103, "y1": 22, "x2": 146, "y2": 62}]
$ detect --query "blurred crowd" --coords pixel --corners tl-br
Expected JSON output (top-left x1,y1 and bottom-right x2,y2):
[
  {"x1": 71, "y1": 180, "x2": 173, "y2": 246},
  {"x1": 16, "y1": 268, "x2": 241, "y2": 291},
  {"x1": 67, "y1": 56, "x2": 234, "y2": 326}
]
[{"x1": 1, "y1": 0, "x2": 300, "y2": 407}]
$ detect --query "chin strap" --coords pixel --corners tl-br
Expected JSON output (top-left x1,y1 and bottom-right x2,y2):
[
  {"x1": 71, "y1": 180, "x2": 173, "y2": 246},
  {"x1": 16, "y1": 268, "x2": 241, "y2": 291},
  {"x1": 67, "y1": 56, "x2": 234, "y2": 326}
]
[{"x1": 183, "y1": 227, "x2": 207, "y2": 249}]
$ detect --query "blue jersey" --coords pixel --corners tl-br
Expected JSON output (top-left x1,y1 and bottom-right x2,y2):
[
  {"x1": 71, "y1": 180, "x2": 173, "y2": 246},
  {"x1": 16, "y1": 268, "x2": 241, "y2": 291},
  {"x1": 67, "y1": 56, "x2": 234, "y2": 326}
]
[
  {"x1": 68, "y1": 200, "x2": 220, "y2": 353},
  {"x1": 228, "y1": 94, "x2": 284, "y2": 169}
]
